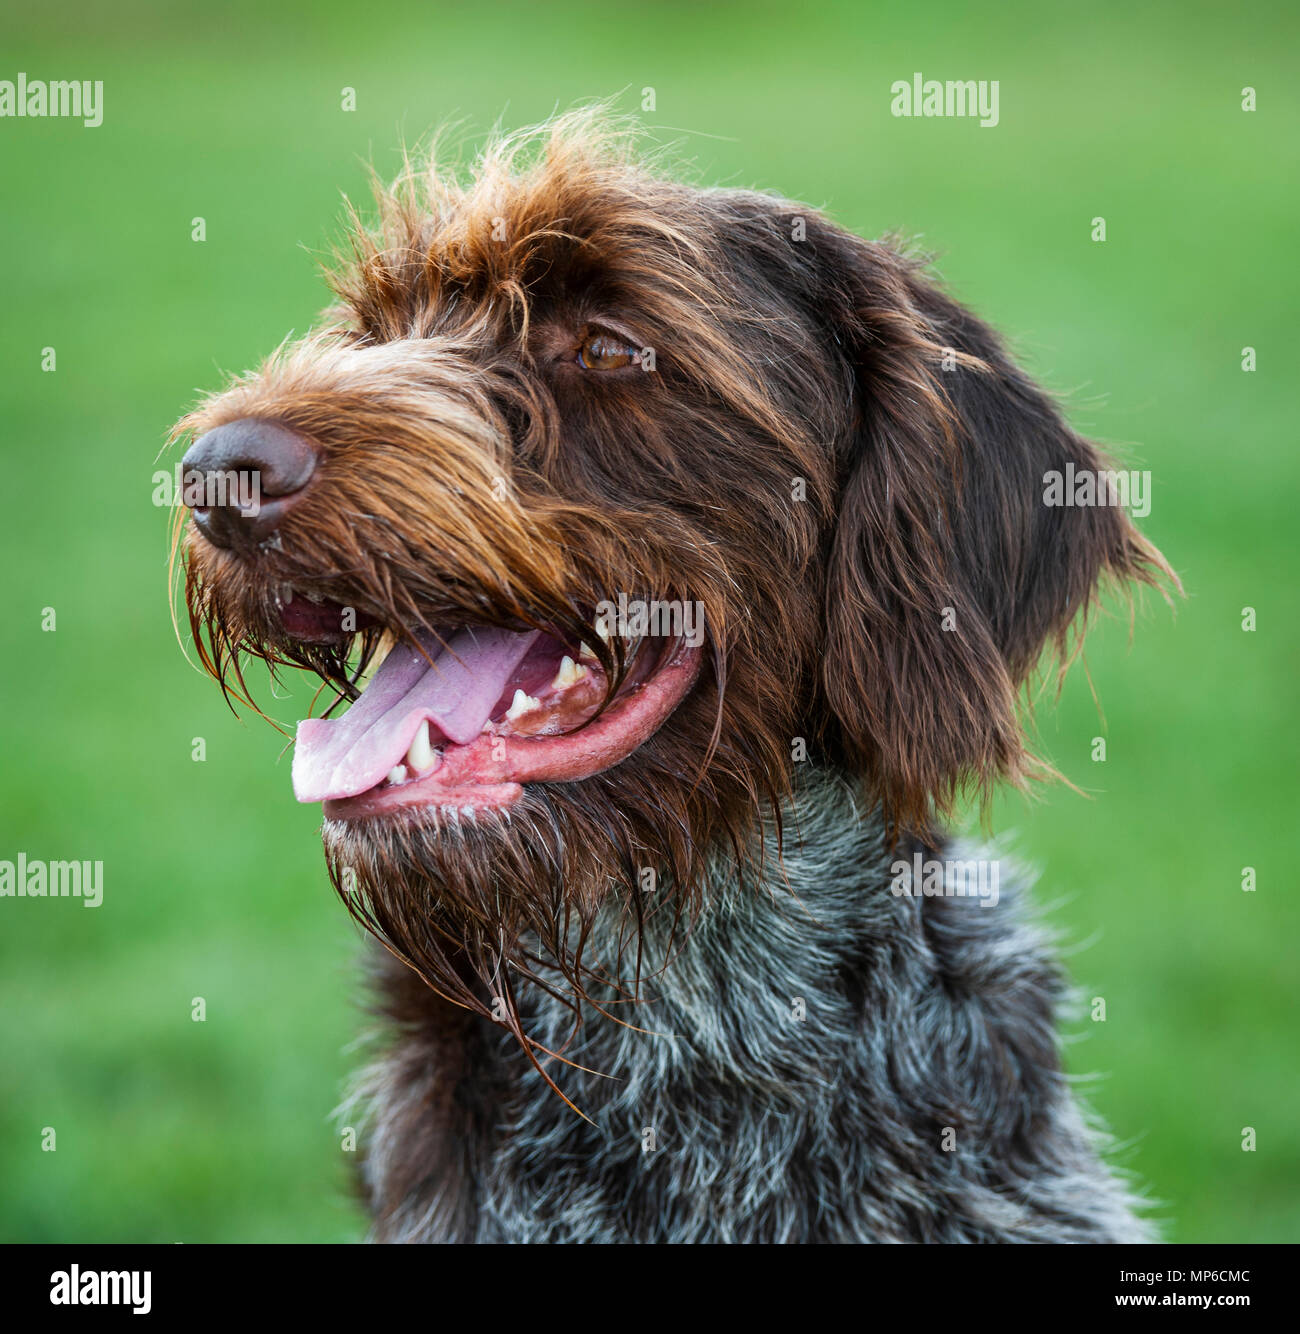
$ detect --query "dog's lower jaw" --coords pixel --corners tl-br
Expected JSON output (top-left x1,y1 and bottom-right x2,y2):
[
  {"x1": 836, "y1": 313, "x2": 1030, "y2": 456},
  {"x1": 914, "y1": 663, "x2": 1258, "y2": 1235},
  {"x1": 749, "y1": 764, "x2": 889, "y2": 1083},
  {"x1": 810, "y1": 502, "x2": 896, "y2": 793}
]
[{"x1": 351, "y1": 768, "x2": 1153, "y2": 1244}]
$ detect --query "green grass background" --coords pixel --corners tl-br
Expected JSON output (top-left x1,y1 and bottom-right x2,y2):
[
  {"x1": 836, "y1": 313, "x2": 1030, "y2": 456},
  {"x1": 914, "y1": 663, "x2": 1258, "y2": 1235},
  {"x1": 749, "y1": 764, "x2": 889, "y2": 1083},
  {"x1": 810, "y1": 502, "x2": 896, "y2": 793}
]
[{"x1": 1, "y1": 0, "x2": 1295, "y2": 1242}]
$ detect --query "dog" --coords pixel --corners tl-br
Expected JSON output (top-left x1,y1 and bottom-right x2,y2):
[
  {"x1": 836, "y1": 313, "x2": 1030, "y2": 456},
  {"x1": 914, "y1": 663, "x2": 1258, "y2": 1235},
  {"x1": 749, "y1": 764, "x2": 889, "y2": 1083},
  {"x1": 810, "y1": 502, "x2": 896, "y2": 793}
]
[{"x1": 172, "y1": 112, "x2": 1174, "y2": 1242}]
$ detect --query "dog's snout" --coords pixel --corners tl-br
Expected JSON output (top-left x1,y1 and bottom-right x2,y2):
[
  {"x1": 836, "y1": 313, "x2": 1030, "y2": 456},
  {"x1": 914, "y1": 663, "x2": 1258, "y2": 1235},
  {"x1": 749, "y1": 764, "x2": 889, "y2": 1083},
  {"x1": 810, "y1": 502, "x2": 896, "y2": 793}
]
[{"x1": 181, "y1": 418, "x2": 317, "y2": 550}]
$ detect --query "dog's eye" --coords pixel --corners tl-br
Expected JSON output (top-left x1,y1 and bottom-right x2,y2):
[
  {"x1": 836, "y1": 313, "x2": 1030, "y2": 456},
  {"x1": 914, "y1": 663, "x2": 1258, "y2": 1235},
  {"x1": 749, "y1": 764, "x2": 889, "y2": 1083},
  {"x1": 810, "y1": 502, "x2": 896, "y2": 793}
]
[{"x1": 576, "y1": 332, "x2": 638, "y2": 371}]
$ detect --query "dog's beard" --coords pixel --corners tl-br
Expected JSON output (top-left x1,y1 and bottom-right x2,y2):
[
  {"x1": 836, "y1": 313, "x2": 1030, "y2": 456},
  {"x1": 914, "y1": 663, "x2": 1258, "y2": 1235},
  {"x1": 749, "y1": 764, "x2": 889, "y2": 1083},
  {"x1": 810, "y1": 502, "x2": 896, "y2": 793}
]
[{"x1": 321, "y1": 772, "x2": 710, "y2": 1068}]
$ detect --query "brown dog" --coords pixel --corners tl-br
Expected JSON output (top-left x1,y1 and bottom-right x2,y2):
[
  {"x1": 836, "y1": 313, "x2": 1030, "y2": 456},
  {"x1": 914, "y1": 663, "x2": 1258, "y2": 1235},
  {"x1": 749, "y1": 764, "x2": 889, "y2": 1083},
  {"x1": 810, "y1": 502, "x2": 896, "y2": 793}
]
[{"x1": 173, "y1": 113, "x2": 1171, "y2": 1241}]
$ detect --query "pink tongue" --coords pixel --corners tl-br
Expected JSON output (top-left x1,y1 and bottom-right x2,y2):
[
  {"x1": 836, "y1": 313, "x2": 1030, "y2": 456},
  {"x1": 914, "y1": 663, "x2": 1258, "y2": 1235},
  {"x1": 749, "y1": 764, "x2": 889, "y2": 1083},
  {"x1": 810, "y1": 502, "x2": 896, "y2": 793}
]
[{"x1": 292, "y1": 626, "x2": 539, "y2": 803}]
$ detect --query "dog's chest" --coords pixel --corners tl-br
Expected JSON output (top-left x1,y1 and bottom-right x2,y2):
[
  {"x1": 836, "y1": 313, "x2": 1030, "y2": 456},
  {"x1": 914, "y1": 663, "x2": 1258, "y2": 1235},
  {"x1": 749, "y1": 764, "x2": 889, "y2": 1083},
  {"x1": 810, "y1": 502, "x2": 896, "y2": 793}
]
[
  {"x1": 461, "y1": 811, "x2": 949, "y2": 1241},
  {"x1": 367, "y1": 782, "x2": 1148, "y2": 1243}
]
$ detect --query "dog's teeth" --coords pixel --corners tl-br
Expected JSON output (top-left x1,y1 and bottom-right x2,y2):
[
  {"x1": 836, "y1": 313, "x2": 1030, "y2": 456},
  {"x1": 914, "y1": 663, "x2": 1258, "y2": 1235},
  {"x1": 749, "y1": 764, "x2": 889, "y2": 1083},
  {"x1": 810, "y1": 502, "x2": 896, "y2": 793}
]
[
  {"x1": 551, "y1": 655, "x2": 586, "y2": 691},
  {"x1": 505, "y1": 688, "x2": 540, "y2": 721},
  {"x1": 281, "y1": 586, "x2": 294, "y2": 606},
  {"x1": 579, "y1": 641, "x2": 597, "y2": 661},
  {"x1": 354, "y1": 641, "x2": 391, "y2": 694},
  {"x1": 406, "y1": 720, "x2": 437, "y2": 773},
  {"x1": 386, "y1": 764, "x2": 407, "y2": 786}
]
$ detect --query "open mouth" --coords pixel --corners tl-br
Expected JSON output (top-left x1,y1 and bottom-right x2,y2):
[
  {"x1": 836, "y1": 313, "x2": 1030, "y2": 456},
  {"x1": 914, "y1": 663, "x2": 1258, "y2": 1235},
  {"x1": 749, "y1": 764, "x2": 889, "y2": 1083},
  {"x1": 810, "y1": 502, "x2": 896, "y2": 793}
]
[{"x1": 286, "y1": 598, "x2": 702, "y2": 821}]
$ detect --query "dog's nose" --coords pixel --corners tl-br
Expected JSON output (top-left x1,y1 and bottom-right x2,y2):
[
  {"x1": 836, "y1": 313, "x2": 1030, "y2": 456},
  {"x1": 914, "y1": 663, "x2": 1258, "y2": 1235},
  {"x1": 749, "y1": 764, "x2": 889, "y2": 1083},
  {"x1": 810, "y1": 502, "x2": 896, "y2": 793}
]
[{"x1": 181, "y1": 418, "x2": 318, "y2": 550}]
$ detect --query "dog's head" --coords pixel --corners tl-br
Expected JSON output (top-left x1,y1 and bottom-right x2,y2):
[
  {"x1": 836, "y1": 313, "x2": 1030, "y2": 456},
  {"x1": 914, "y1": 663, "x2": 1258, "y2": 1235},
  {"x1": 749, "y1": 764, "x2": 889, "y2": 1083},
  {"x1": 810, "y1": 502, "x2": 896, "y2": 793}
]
[{"x1": 173, "y1": 113, "x2": 1170, "y2": 1047}]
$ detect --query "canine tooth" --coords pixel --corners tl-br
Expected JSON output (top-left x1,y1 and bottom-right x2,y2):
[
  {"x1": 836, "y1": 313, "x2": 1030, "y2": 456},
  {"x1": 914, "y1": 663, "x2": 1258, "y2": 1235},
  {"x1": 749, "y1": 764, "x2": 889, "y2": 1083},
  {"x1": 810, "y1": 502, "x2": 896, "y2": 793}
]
[
  {"x1": 406, "y1": 720, "x2": 436, "y2": 773},
  {"x1": 579, "y1": 641, "x2": 597, "y2": 661},
  {"x1": 505, "y1": 689, "x2": 540, "y2": 721},
  {"x1": 386, "y1": 765, "x2": 406, "y2": 786},
  {"x1": 551, "y1": 655, "x2": 586, "y2": 690},
  {"x1": 281, "y1": 586, "x2": 294, "y2": 606}
]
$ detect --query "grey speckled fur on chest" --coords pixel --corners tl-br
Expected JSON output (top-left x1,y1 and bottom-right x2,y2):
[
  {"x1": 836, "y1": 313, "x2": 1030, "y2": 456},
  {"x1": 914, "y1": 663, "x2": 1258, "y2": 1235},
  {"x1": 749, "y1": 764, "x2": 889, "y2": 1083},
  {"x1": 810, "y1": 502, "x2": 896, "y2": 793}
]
[{"x1": 359, "y1": 770, "x2": 1151, "y2": 1243}]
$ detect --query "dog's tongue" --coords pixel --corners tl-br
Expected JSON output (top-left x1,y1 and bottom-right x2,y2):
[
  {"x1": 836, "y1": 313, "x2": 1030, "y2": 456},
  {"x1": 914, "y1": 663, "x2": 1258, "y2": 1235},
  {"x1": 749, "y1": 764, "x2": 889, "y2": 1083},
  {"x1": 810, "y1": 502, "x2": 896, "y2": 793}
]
[{"x1": 292, "y1": 626, "x2": 539, "y2": 803}]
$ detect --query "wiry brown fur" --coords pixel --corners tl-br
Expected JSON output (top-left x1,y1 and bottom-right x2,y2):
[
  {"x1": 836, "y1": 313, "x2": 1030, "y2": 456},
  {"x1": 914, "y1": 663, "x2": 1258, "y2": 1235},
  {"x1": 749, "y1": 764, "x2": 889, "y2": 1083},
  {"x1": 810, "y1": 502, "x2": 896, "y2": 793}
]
[{"x1": 172, "y1": 112, "x2": 1174, "y2": 1225}]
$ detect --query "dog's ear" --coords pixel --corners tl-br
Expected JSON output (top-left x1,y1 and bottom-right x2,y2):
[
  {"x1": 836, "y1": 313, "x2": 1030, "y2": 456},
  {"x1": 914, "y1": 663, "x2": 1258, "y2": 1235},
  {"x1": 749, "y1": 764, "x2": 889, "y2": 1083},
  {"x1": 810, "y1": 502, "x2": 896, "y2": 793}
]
[{"x1": 809, "y1": 223, "x2": 1172, "y2": 833}]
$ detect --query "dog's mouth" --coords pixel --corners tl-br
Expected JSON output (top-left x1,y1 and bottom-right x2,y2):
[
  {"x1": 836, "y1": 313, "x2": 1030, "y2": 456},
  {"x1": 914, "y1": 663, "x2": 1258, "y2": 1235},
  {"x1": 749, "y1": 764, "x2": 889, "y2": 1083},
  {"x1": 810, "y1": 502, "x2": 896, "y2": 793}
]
[{"x1": 285, "y1": 595, "x2": 702, "y2": 821}]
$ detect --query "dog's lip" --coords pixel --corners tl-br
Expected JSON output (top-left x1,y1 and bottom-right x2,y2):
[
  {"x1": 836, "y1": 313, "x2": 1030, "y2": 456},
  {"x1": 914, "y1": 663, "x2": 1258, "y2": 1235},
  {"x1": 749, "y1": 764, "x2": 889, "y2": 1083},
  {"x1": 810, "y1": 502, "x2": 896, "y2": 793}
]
[
  {"x1": 275, "y1": 587, "x2": 376, "y2": 643},
  {"x1": 318, "y1": 640, "x2": 702, "y2": 822}
]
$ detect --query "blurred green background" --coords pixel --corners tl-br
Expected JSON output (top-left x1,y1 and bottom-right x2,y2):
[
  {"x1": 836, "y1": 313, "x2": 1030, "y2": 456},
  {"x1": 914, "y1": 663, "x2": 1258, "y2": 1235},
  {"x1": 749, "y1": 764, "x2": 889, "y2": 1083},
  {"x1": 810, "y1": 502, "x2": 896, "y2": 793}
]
[{"x1": 1, "y1": 0, "x2": 1295, "y2": 1242}]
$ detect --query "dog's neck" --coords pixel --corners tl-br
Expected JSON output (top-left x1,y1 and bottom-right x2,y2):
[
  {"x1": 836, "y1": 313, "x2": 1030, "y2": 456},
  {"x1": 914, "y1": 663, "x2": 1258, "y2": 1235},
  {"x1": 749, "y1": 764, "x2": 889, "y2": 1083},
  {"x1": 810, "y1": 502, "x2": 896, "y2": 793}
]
[
  {"x1": 587, "y1": 769, "x2": 903, "y2": 1011},
  {"x1": 520, "y1": 769, "x2": 927, "y2": 1100}
]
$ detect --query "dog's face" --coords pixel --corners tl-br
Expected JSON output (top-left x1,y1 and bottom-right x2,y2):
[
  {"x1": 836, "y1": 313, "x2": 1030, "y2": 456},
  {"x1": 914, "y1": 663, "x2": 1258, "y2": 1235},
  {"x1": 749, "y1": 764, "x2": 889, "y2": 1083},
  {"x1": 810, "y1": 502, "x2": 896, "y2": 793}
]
[{"x1": 173, "y1": 115, "x2": 1168, "y2": 1037}]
